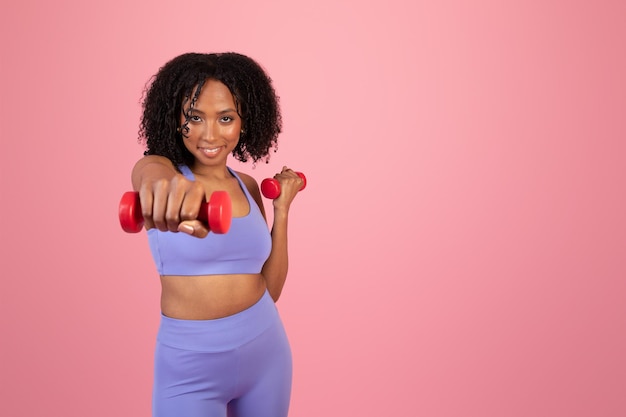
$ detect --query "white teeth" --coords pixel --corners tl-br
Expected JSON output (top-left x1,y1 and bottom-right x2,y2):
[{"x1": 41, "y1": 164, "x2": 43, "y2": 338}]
[{"x1": 202, "y1": 147, "x2": 219, "y2": 154}]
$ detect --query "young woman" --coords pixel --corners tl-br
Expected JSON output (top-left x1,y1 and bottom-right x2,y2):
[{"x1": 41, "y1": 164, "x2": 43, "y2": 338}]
[{"x1": 131, "y1": 52, "x2": 302, "y2": 417}]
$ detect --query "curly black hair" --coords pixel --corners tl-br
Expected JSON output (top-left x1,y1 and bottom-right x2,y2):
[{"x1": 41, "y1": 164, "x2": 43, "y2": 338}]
[{"x1": 138, "y1": 52, "x2": 282, "y2": 167}]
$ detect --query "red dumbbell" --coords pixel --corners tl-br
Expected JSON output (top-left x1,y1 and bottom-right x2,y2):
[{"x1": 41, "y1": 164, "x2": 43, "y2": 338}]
[
  {"x1": 118, "y1": 191, "x2": 232, "y2": 234},
  {"x1": 260, "y1": 172, "x2": 307, "y2": 199}
]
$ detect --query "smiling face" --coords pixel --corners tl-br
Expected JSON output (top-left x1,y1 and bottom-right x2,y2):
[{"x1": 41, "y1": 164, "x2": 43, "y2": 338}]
[{"x1": 180, "y1": 79, "x2": 242, "y2": 170}]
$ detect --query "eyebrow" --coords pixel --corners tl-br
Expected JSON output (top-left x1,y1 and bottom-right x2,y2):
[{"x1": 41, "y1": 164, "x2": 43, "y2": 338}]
[{"x1": 185, "y1": 108, "x2": 237, "y2": 115}]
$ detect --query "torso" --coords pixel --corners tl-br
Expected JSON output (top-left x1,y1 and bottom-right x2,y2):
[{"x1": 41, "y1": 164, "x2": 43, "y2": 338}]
[
  {"x1": 160, "y1": 273, "x2": 267, "y2": 319},
  {"x1": 159, "y1": 167, "x2": 269, "y2": 320}
]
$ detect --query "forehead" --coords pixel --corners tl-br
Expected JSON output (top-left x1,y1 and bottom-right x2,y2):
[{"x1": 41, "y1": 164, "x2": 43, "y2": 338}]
[{"x1": 188, "y1": 79, "x2": 236, "y2": 109}]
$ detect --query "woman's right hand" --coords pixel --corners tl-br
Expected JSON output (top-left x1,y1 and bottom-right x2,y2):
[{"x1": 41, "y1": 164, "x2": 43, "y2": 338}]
[{"x1": 131, "y1": 156, "x2": 210, "y2": 238}]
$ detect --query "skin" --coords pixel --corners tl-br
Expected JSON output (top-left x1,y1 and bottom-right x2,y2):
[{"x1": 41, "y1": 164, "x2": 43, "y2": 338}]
[{"x1": 131, "y1": 79, "x2": 303, "y2": 319}]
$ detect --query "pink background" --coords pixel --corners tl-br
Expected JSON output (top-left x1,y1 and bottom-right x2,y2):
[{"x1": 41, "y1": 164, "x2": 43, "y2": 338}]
[{"x1": 1, "y1": 0, "x2": 625, "y2": 416}]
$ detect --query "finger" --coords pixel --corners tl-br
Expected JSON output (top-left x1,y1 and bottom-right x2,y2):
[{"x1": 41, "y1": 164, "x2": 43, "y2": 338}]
[
  {"x1": 281, "y1": 166, "x2": 298, "y2": 176},
  {"x1": 275, "y1": 167, "x2": 294, "y2": 180},
  {"x1": 164, "y1": 185, "x2": 187, "y2": 232},
  {"x1": 146, "y1": 179, "x2": 173, "y2": 231},
  {"x1": 164, "y1": 176, "x2": 202, "y2": 232},
  {"x1": 179, "y1": 182, "x2": 206, "y2": 222},
  {"x1": 280, "y1": 171, "x2": 303, "y2": 187},
  {"x1": 138, "y1": 187, "x2": 155, "y2": 230},
  {"x1": 178, "y1": 220, "x2": 209, "y2": 238}
]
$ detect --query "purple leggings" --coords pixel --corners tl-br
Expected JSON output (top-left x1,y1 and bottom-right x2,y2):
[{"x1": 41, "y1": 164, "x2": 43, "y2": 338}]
[{"x1": 152, "y1": 291, "x2": 292, "y2": 417}]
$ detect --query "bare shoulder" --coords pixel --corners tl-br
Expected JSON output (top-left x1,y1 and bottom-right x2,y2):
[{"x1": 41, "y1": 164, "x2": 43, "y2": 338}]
[
  {"x1": 234, "y1": 170, "x2": 260, "y2": 192},
  {"x1": 233, "y1": 170, "x2": 266, "y2": 218}
]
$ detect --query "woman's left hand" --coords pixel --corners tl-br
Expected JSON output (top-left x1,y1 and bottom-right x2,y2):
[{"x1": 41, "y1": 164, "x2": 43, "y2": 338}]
[{"x1": 271, "y1": 166, "x2": 305, "y2": 210}]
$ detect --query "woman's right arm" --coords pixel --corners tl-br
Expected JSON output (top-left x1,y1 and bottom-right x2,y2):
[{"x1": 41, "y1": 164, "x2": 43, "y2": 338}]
[
  {"x1": 131, "y1": 155, "x2": 177, "y2": 191},
  {"x1": 131, "y1": 156, "x2": 209, "y2": 237}
]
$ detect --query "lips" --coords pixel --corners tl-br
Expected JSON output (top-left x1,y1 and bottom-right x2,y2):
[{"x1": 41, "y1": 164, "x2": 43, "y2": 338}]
[{"x1": 199, "y1": 146, "x2": 222, "y2": 156}]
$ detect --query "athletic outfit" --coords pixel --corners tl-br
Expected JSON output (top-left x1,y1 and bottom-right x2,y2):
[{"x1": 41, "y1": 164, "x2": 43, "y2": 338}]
[{"x1": 147, "y1": 166, "x2": 292, "y2": 417}]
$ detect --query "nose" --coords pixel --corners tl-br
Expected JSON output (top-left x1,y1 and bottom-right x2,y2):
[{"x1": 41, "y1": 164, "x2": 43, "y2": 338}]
[
  {"x1": 202, "y1": 121, "x2": 220, "y2": 142},
  {"x1": 201, "y1": 121, "x2": 218, "y2": 141}
]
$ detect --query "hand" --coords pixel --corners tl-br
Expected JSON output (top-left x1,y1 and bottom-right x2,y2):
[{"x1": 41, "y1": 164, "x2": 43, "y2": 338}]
[
  {"x1": 138, "y1": 174, "x2": 210, "y2": 238},
  {"x1": 270, "y1": 166, "x2": 305, "y2": 210}
]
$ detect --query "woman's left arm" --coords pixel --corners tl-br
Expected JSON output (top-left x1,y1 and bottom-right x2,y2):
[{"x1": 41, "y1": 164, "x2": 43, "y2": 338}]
[{"x1": 241, "y1": 167, "x2": 304, "y2": 301}]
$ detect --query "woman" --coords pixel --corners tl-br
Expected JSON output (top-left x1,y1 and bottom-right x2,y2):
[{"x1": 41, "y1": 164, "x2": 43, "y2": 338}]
[{"x1": 131, "y1": 52, "x2": 302, "y2": 417}]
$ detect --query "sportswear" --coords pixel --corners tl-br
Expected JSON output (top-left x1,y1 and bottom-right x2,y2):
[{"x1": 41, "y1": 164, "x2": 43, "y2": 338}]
[{"x1": 147, "y1": 166, "x2": 271, "y2": 276}]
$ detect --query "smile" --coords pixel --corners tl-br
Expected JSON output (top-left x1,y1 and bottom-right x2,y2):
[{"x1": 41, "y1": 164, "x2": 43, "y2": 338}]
[{"x1": 200, "y1": 147, "x2": 221, "y2": 154}]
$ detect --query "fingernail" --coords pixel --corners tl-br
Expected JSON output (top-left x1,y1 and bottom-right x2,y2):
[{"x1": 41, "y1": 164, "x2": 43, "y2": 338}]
[{"x1": 180, "y1": 224, "x2": 194, "y2": 234}]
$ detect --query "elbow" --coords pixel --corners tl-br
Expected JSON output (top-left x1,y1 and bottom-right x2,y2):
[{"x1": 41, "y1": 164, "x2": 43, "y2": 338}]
[
  {"x1": 261, "y1": 267, "x2": 287, "y2": 302},
  {"x1": 269, "y1": 288, "x2": 282, "y2": 302}
]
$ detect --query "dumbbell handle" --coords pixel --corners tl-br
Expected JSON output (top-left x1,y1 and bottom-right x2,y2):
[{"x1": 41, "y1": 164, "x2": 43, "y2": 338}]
[
  {"x1": 118, "y1": 191, "x2": 232, "y2": 234},
  {"x1": 261, "y1": 172, "x2": 307, "y2": 199}
]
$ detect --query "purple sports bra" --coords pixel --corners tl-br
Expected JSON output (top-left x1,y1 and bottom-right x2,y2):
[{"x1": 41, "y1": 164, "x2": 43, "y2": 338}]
[{"x1": 147, "y1": 166, "x2": 272, "y2": 276}]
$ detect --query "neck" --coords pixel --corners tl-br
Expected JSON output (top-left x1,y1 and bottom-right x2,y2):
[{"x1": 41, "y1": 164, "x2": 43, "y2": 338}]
[{"x1": 190, "y1": 163, "x2": 232, "y2": 181}]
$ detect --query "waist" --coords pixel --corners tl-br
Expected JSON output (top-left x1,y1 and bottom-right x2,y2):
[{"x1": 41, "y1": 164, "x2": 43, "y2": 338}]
[
  {"x1": 160, "y1": 273, "x2": 267, "y2": 320},
  {"x1": 157, "y1": 289, "x2": 279, "y2": 352}
]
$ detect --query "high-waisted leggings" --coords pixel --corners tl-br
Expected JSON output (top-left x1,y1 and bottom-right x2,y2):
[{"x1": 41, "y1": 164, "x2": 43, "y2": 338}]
[{"x1": 152, "y1": 290, "x2": 292, "y2": 417}]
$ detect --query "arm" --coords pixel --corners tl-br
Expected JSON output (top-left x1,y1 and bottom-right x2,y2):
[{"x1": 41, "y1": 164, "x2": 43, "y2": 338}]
[
  {"x1": 263, "y1": 203, "x2": 290, "y2": 301},
  {"x1": 131, "y1": 155, "x2": 209, "y2": 237},
  {"x1": 241, "y1": 167, "x2": 304, "y2": 301}
]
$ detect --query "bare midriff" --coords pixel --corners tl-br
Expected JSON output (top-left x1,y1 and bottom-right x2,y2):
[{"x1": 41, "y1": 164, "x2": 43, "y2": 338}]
[{"x1": 160, "y1": 274, "x2": 267, "y2": 320}]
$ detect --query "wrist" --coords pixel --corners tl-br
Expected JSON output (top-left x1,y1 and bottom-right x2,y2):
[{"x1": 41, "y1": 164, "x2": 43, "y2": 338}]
[{"x1": 273, "y1": 206, "x2": 289, "y2": 220}]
